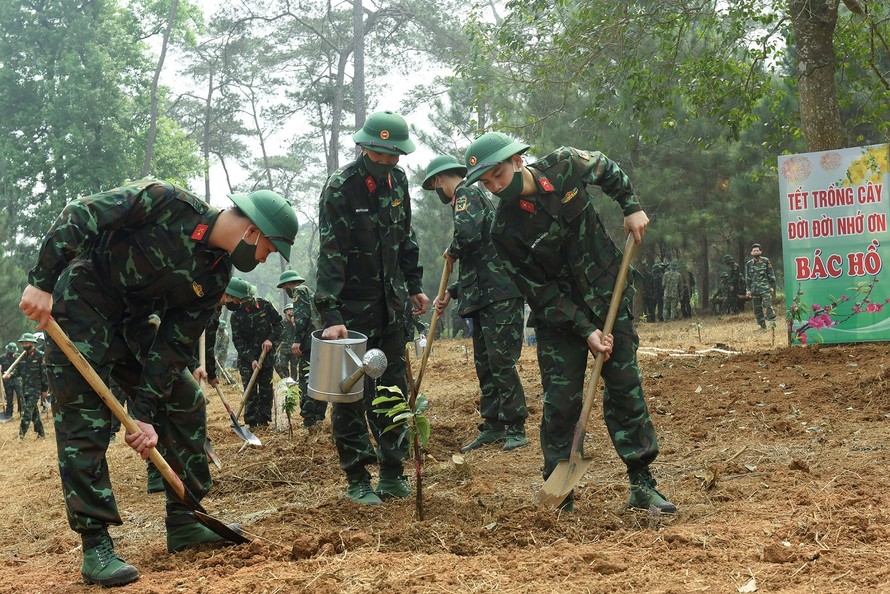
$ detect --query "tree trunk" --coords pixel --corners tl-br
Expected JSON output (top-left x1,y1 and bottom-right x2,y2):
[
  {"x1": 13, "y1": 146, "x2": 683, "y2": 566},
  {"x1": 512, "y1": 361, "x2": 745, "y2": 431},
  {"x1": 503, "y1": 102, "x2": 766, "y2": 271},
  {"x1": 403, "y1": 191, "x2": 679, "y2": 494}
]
[
  {"x1": 353, "y1": 0, "x2": 366, "y2": 149},
  {"x1": 203, "y1": 70, "x2": 214, "y2": 201},
  {"x1": 789, "y1": 0, "x2": 847, "y2": 151},
  {"x1": 143, "y1": 0, "x2": 180, "y2": 177}
]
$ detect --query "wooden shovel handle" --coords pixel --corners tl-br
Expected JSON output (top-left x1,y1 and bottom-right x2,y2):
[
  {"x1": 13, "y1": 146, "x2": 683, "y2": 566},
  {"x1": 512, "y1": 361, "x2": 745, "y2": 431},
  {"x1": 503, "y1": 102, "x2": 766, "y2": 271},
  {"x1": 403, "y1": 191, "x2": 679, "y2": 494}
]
[
  {"x1": 413, "y1": 257, "x2": 452, "y2": 400},
  {"x1": 44, "y1": 318, "x2": 192, "y2": 505},
  {"x1": 569, "y1": 233, "x2": 637, "y2": 454},
  {"x1": 235, "y1": 348, "x2": 268, "y2": 421},
  {"x1": 4, "y1": 349, "x2": 28, "y2": 376}
]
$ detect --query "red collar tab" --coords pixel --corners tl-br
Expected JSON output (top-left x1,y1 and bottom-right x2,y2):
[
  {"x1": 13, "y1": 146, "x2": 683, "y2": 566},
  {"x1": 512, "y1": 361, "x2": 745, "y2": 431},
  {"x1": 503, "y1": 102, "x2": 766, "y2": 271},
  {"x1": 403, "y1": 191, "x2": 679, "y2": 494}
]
[
  {"x1": 365, "y1": 176, "x2": 377, "y2": 193},
  {"x1": 539, "y1": 177, "x2": 555, "y2": 192},
  {"x1": 190, "y1": 223, "x2": 209, "y2": 241},
  {"x1": 519, "y1": 199, "x2": 535, "y2": 214}
]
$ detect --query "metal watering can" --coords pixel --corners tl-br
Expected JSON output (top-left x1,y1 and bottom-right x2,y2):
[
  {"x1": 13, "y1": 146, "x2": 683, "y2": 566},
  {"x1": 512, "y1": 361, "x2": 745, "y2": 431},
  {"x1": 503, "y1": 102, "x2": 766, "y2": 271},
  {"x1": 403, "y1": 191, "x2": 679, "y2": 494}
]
[{"x1": 307, "y1": 330, "x2": 387, "y2": 403}]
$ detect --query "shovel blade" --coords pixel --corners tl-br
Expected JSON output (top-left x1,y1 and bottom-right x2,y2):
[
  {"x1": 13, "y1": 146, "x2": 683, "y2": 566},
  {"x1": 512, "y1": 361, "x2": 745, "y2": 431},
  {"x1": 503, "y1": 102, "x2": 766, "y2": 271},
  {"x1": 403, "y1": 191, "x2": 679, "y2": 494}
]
[
  {"x1": 193, "y1": 510, "x2": 250, "y2": 545},
  {"x1": 232, "y1": 420, "x2": 262, "y2": 446},
  {"x1": 535, "y1": 453, "x2": 593, "y2": 508}
]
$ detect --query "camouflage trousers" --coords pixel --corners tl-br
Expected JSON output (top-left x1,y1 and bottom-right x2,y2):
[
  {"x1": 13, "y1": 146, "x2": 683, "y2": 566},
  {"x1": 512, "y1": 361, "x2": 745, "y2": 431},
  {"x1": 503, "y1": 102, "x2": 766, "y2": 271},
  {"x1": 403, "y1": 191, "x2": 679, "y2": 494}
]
[
  {"x1": 751, "y1": 293, "x2": 776, "y2": 326},
  {"x1": 535, "y1": 308, "x2": 659, "y2": 479},
  {"x1": 19, "y1": 388, "x2": 45, "y2": 436},
  {"x1": 45, "y1": 328, "x2": 211, "y2": 533},
  {"x1": 274, "y1": 348, "x2": 298, "y2": 381},
  {"x1": 331, "y1": 318, "x2": 409, "y2": 483},
  {"x1": 237, "y1": 356, "x2": 274, "y2": 428},
  {"x1": 296, "y1": 353, "x2": 327, "y2": 427},
  {"x1": 663, "y1": 296, "x2": 680, "y2": 321},
  {"x1": 469, "y1": 298, "x2": 526, "y2": 428},
  {"x1": 4, "y1": 377, "x2": 22, "y2": 417}
]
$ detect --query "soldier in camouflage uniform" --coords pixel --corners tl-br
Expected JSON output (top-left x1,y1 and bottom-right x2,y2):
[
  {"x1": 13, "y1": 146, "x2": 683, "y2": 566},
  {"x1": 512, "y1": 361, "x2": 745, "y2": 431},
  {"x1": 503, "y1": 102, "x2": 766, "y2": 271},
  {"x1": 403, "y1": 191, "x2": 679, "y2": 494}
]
[
  {"x1": 293, "y1": 287, "x2": 326, "y2": 429},
  {"x1": 723, "y1": 255, "x2": 744, "y2": 314},
  {"x1": 215, "y1": 319, "x2": 231, "y2": 369},
  {"x1": 2, "y1": 333, "x2": 47, "y2": 439},
  {"x1": 277, "y1": 270, "x2": 326, "y2": 428},
  {"x1": 2, "y1": 342, "x2": 23, "y2": 421},
  {"x1": 275, "y1": 302, "x2": 297, "y2": 379},
  {"x1": 422, "y1": 155, "x2": 528, "y2": 453},
  {"x1": 18, "y1": 180, "x2": 297, "y2": 587},
  {"x1": 315, "y1": 111, "x2": 429, "y2": 505},
  {"x1": 661, "y1": 262, "x2": 682, "y2": 321},
  {"x1": 464, "y1": 132, "x2": 676, "y2": 514},
  {"x1": 229, "y1": 279, "x2": 282, "y2": 429},
  {"x1": 680, "y1": 264, "x2": 695, "y2": 318},
  {"x1": 745, "y1": 243, "x2": 777, "y2": 329}
]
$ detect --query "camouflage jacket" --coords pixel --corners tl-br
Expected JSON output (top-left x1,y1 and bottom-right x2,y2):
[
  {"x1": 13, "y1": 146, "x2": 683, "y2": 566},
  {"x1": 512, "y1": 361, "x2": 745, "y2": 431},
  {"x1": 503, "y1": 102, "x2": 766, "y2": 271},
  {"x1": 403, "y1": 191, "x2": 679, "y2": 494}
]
[
  {"x1": 215, "y1": 327, "x2": 230, "y2": 361},
  {"x1": 231, "y1": 297, "x2": 283, "y2": 362},
  {"x1": 745, "y1": 256, "x2": 776, "y2": 295},
  {"x1": 490, "y1": 147, "x2": 641, "y2": 337},
  {"x1": 662, "y1": 269, "x2": 682, "y2": 299},
  {"x1": 291, "y1": 285, "x2": 317, "y2": 349},
  {"x1": 446, "y1": 183, "x2": 521, "y2": 317},
  {"x1": 726, "y1": 262, "x2": 744, "y2": 294},
  {"x1": 6, "y1": 348, "x2": 47, "y2": 396},
  {"x1": 315, "y1": 158, "x2": 423, "y2": 332},
  {"x1": 27, "y1": 179, "x2": 230, "y2": 423}
]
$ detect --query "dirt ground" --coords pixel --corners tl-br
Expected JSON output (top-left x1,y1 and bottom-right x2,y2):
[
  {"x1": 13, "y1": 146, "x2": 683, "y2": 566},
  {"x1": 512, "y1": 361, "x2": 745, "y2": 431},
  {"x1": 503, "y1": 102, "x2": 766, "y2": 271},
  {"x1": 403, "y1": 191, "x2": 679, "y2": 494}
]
[{"x1": 1, "y1": 310, "x2": 889, "y2": 594}]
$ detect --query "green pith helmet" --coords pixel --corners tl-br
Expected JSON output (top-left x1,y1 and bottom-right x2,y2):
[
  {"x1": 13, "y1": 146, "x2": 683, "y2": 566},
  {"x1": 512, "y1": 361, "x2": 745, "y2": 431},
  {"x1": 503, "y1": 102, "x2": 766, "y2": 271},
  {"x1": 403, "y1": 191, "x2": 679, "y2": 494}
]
[
  {"x1": 218, "y1": 320, "x2": 227, "y2": 329},
  {"x1": 225, "y1": 277, "x2": 251, "y2": 299},
  {"x1": 17, "y1": 332, "x2": 37, "y2": 344},
  {"x1": 283, "y1": 302, "x2": 294, "y2": 313},
  {"x1": 722, "y1": 254, "x2": 733, "y2": 263},
  {"x1": 720, "y1": 272, "x2": 729, "y2": 277},
  {"x1": 353, "y1": 111, "x2": 415, "y2": 156},
  {"x1": 422, "y1": 155, "x2": 468, "y2": 190},
  {"x1": 464, "y1": 132, "x2": 530, "y2": 185},
  {"x1": 277, "y1": 270, "x2": 305, "y2": 288},
  {"x1": 6, "y1": 342, "x2": 18, "y2": 353},
  {"x1": 249, "y1": 284, "x2": 257, "y2": 297},
  {"x1": 227, "y1": 189, "x2": 298, "y2": 262},
  {"x1": 668, "y1": 262, "x2": 679, "y2": 270}
]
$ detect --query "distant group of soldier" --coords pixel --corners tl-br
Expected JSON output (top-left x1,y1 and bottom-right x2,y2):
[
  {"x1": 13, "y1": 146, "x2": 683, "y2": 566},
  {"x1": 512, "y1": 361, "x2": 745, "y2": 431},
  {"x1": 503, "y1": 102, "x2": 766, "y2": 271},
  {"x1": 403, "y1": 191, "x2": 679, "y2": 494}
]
[
  {"x1": 639, "y1": 261, "x2": 696, "y2": 322},
  {"x1": 639, "y1": 243, "x2": 777, "y2": 330},
  {"x1": 0, "y1": 332, "x2": 48, "y2": 439}
]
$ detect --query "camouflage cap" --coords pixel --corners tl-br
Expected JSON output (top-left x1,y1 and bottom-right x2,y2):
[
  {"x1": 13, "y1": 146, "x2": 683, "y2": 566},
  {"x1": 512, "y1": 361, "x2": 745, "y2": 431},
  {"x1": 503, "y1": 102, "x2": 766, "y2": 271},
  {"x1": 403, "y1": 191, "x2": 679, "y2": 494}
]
[
  {"x1": 422, "y1": 155, "x2": 467, "y2": 190},
  {"x1": 228, "y1": 190, "x2": 298, "y2": 262},
  {"x1": 277, "y1": 270, "x2": 305, "y2": 288},
  {"x1": 464, "y1": 132, "x2": 530, "y2": 185},
  {"x1": 353, "y1": 111, "x2": 415, "y2": 155}
]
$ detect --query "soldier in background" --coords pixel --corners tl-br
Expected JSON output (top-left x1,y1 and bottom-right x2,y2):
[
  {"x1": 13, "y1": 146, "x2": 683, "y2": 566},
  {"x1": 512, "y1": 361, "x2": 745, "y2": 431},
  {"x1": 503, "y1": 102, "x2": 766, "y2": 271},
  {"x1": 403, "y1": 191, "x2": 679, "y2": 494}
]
[
  {"x1": 423, "y1": 154, "x2": 527, "y2": 454},
  {"x1": 315, "y1": 110, "x2": 429, "y2": 505},
  {"x1": 723, "y1": 255, "x2": 745, "y2": 313},
  {"x1": 229, "y1": 278, "x2": 283, "y2": 430},
  {"x1": 275, "y1": 302, "x2": 297, "y2": 380},
  {"x1": 652, "y1": 262, "x2": 665, "y2": 322},
  {"x1": 2, "y1": 333, "x2": 47, "y2": 439},
  {"x1": 215, "y1": 319, "x2": 230, "y2": 368},
  {"x1": 745, "y1": 242, "x2": 777, "y2": 330},
  {"x1": 292, "y1": 281, "x2": 326, "y2": 430},
  {"x1": 1, "y1": 342, "x2": 22, "y2": 421},
  {"x1": 662, "y1": 262, "x2": 682, "y2": 321},
  {"x1": 680, "y1": 264, "x2": 695, "y2": 318},
  {"x1": 711, "y1": 272, "x2": 730, "y2": 315},
  {"x1": 464, "y1": 132, "x2": 675, "y2": 514}
]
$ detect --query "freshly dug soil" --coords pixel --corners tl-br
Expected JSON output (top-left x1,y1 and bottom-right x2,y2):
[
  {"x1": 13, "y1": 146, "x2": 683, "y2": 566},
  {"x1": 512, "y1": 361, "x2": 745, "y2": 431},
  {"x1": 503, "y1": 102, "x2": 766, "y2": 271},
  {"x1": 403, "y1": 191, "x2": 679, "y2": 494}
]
[{"x1": 1, "y1": 312, "x2": 888, "y2": 593}]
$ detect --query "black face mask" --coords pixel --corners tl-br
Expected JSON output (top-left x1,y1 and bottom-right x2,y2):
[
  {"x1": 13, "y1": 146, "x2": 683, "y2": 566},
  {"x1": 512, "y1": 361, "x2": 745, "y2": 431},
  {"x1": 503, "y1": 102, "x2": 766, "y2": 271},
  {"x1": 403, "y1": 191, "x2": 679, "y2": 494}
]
[
  {"x1": 285, "y1": 287, "x2": 297, "y2": 299},
  {"x1": 436, "y1": 187, "x2": 452, "y2": 205},
  {"x1": 362, "y1": 154, "x2": 396, "y2": 180},
  {"x1": 225, "y1": 302, "x2": 240, "y2": 312}
]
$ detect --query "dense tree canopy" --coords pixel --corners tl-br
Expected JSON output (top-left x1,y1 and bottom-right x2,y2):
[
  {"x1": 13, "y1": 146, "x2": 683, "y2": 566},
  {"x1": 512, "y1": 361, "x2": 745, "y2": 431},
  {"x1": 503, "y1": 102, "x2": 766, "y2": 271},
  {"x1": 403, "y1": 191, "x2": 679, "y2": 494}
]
[{"x1": 0, "y1": 0, "x2": 886, "y2": 329}]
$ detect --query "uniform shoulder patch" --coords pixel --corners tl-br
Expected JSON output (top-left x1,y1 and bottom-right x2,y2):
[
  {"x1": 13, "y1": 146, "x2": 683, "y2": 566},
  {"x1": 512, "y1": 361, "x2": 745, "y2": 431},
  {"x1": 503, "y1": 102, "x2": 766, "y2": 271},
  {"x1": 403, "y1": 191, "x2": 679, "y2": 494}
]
[{"x1": 455, "y1": 195, "x2": 469, "y2": 212}]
